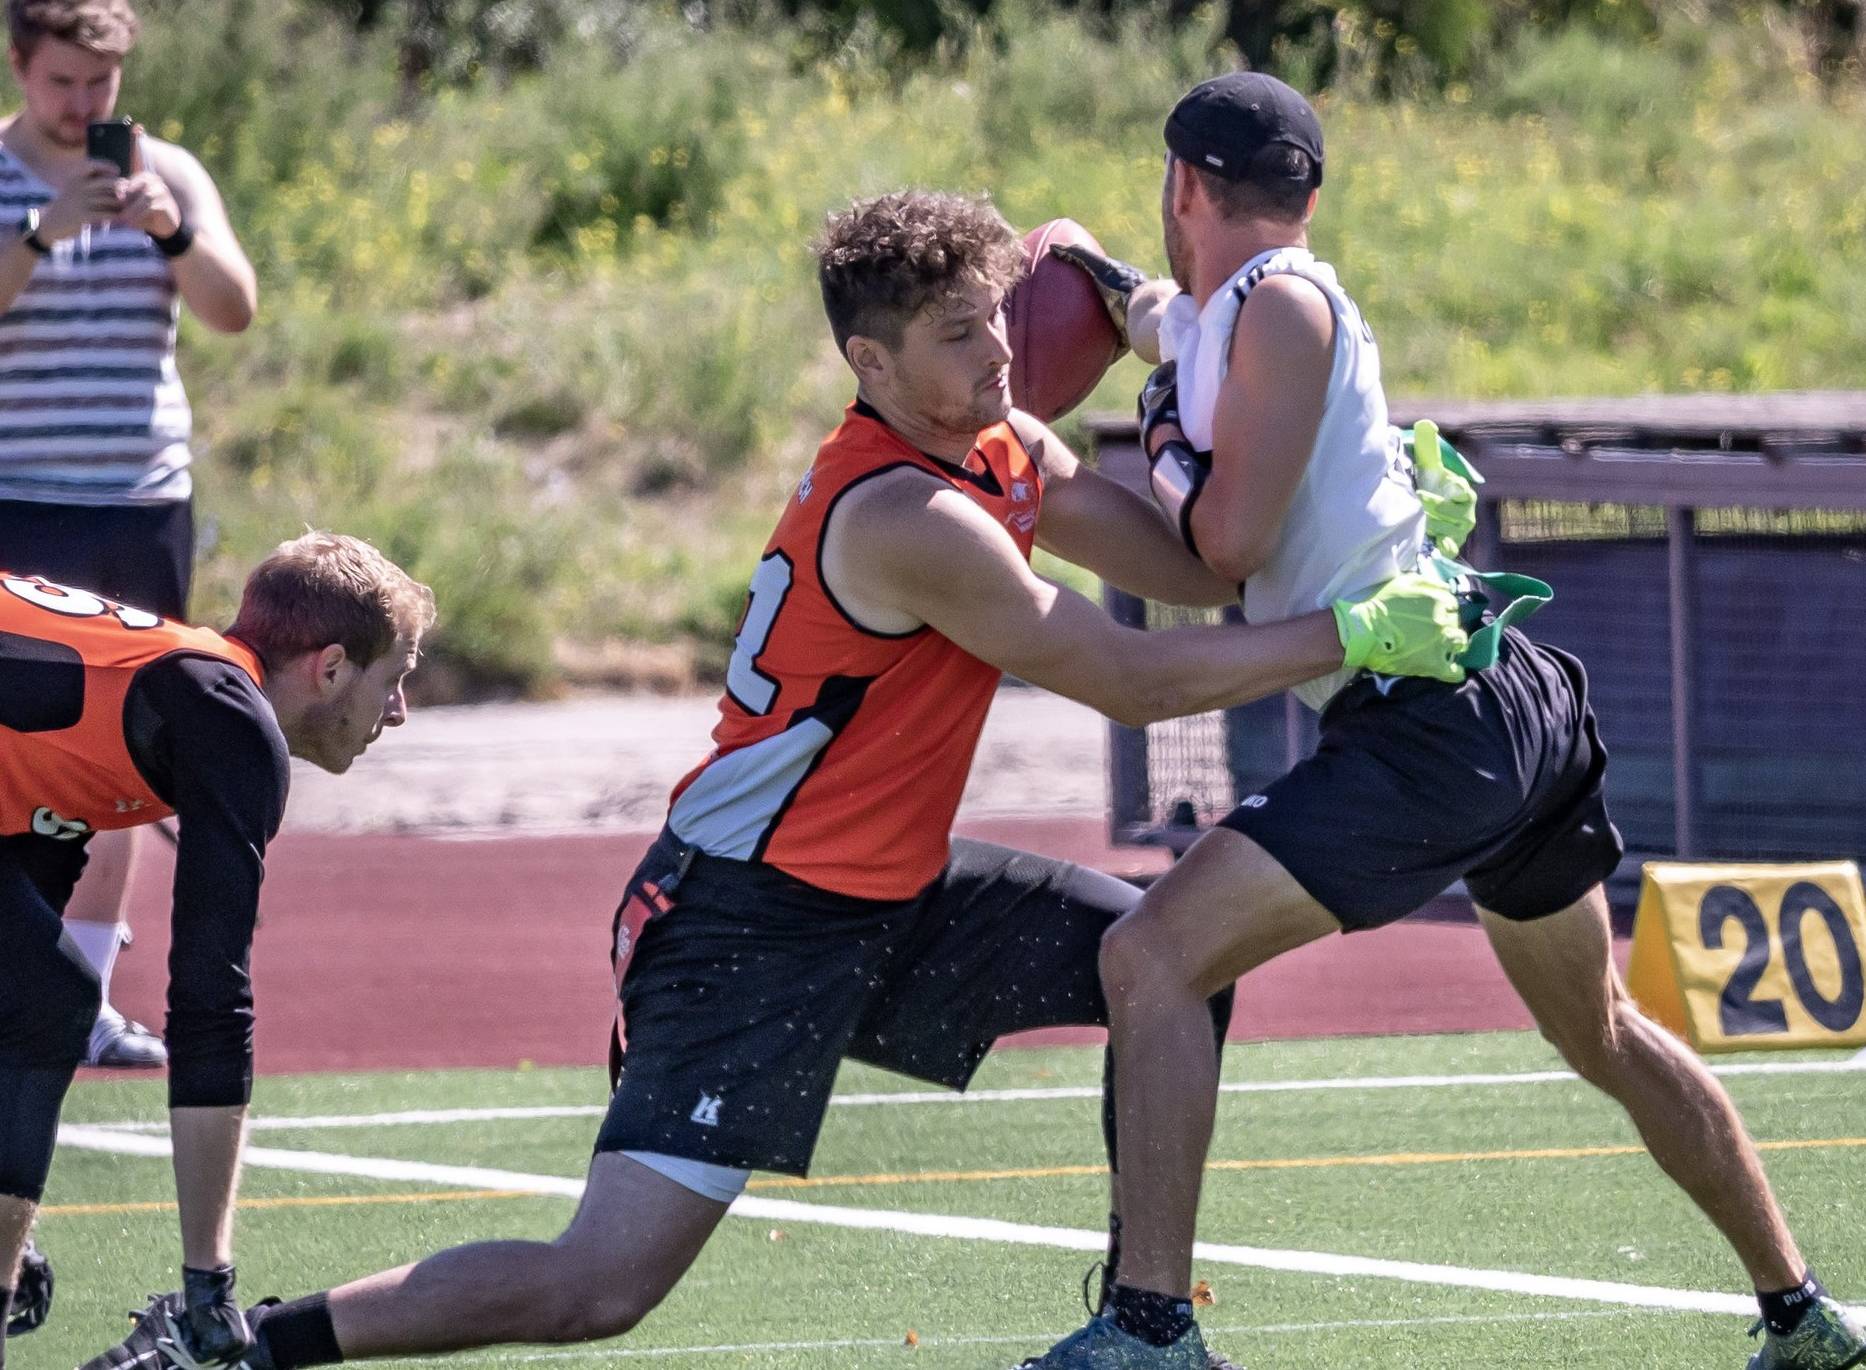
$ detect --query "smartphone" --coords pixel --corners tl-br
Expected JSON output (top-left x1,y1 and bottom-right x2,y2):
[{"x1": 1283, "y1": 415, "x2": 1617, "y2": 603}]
[{"x1": 86, "y1": 118, "x2": 136, "y2": 177}]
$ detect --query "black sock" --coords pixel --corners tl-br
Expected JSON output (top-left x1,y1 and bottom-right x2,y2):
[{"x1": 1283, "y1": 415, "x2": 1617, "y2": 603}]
[
  {"x1": 1758, "y1": 1270, "x2": 1827, "y2": 1336},
  {"x1": 251, "y1": 1292, "x2": 344, "y2": 1368},
  {"x1": 1109, "y1": 1283, "x2": 1194, "y2": 1348}
]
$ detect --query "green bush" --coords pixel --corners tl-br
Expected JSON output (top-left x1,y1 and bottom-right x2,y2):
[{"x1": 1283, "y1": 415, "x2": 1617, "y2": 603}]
[{"x1": 81, "y1": 0, "x2": 1866, "y2": 695}]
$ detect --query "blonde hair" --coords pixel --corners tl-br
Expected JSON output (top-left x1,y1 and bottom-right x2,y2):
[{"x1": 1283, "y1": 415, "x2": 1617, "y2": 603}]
[
  {"x1": 227, "y1": 532, "x2": 436, "y2": 670},
  {"x1": 7, "y1": 0, "x2": 139, "y2": 61}
]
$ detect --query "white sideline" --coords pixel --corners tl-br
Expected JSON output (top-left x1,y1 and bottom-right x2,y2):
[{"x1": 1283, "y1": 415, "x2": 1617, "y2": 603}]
[
  {"x1": 80, "y1": 1055, "x2": 1866, "y2": 1135},
  {"x1": 55, "y1": 1125, "x2": 1786, "y2": 1320}
]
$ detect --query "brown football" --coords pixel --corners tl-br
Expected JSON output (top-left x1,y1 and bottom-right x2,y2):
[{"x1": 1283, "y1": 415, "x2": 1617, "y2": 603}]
[{"x1": 1004, "y1": 218, "x2": 1124, "y2": 422}]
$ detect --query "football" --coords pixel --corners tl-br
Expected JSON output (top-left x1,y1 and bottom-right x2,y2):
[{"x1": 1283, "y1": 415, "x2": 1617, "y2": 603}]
[{"x1": 1004, "y1": 218, "x2": 1125, "y2": 422}]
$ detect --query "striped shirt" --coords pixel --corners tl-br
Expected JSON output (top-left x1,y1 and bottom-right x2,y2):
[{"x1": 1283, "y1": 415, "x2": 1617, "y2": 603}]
[{"x1": 0, "y1": 145, "x2": 192, "y2": 505}]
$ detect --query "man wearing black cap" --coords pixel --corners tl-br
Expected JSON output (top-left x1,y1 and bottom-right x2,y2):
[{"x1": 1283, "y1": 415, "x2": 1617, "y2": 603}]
[{"x1": 1018, "y1": 72, "x2": 1866, "y2": 1370}]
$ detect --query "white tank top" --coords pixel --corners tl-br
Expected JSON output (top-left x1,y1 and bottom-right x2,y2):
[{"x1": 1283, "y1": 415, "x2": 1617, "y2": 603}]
[
  {"x1": 0, "y1": 146, "x2": 192, "y2": 506},
  {"x1": 1159, "y1": 246, "x2": 1426, "y2": 709}
]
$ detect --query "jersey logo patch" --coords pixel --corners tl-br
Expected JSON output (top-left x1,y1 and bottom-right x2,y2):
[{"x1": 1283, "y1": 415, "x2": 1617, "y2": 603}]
[
  {"x1": 797, "y1": 469, "x2": 815, "y2": 504},
  {"x1": 30, "y1": 806, "x2": 90, "y2": 841},
  {"x1": 690, "y1": 1092, "x2": 724, "y2": 1127}
]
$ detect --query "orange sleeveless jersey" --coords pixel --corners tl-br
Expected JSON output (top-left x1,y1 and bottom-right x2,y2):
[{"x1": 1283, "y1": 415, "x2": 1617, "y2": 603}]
[
  {"x1": 667, "y1": 404, "x2": 1044, "y2": 901},
  {"x1": 0, "y1": 574, "x2": 265, "y2": 840}
]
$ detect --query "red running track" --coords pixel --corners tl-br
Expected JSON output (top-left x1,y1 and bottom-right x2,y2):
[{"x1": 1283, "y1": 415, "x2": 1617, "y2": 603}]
[{"x1": 102, "y1": 818, "x2": 1559, "y2": 1078}]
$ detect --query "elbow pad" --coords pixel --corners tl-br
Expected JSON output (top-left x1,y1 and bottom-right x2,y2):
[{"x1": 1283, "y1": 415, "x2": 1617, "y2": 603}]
[{"x1": 1148, "y1": 439, "x2": 1210, "y2": 558}]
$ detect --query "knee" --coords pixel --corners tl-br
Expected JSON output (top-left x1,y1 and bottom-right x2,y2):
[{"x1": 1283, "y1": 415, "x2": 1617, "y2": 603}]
[
  {"x1": 1541, "y1": 993, "x2": 1642, "y2": 1087},
  {"x1": 1099, "y1": 912, "x2": 1183, "y2": 1009},
  {"x1": 31, "y1": 945, "x2": 102, "y2": 1066},
  {"x1": 526, "y1": 1249, "x2": 664, "y2": 1343}
]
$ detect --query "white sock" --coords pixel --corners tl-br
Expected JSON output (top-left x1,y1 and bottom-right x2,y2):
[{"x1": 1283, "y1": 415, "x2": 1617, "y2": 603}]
[{"x1": 65, "y1": 920, "x2": 126, "y2": 1012}]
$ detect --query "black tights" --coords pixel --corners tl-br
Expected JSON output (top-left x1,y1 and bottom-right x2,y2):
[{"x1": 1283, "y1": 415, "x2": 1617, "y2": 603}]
[{"x1": 0, "y1": 838, "x2": 98, "y2": 1202}]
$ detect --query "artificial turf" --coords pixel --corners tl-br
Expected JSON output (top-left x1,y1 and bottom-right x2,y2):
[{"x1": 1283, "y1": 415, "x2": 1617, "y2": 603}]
[{"x1": 30, "y1": 1032, "x2": 1866, "y2": 1368}]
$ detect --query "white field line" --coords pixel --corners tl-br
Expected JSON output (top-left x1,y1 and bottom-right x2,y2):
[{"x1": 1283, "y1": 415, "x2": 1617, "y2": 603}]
[
  {"x1": 81, "y1": 1056, "x2": 1866, "y2": 1135},
  {"x1": 56, "y1": 1125, "x2": 1808, "y2": 1321},
  {"x1": 425, "y1": 1309, "x2": 1641, "y2": 1364}
]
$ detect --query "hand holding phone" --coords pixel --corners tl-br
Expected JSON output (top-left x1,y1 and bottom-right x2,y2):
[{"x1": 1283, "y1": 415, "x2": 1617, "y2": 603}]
[{"x1": 86, "y1": 117, "x2": 136, "y2": 178}]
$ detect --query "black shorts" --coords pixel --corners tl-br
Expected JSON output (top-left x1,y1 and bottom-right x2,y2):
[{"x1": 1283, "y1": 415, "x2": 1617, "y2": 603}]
[
  {"x1": 0, "y1": 498, "x2": 194, "y2": 619},
  {"x1": 0, "y1": 833, "x2": 94, "y2": 1063},
  {"x1": 594, "y1": 832, "x2": 1135, "y2": 1175},
  {"x1": 1219, "y1": 630, "x2": 1624, "y2": 929}
]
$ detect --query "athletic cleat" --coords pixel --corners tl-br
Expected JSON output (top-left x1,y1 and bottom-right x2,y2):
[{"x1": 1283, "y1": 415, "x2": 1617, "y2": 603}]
[
  {"x1": 1068, "y1": 1264, "x2": 1241, "y2": 1370},
  {"x1": 1748, "y1": 1298, "x2": 1866, "y2": 1369},
  {"x1": 76, "y1": 1291, "x2": 258, "y2": 1370},
  {"x1": 1015, "y1": 1313, "x2": 1213, "y2": 1368},
  {"x1": 84, "y1": 1012, "x2": 168, "y2": 1069}
]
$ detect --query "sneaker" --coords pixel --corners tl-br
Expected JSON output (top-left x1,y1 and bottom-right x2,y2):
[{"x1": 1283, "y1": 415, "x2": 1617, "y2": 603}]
[
  {"x1": 1749, "y1": 1298, "x2": 1866, "y2": 1370},
  {"x1": 1016, "y1": 1314, "x2": 1212, "y2": 1369},
  {"x1": 1072, "y1": 1265, "x2": 1241, "y2": 1370},
  {"x1": 78, "y1": 1292, "x2": 220, "y2": 1370},
  {"x1": 85, "y1": 1010, "x2": 168, "y2": 1069},
  {"x1": 76, "y1": 1292, "x2": 274, "y2": 1370},
  {"x1": 5, "y1": 1237, "x2": 52, "y2": 1336}
]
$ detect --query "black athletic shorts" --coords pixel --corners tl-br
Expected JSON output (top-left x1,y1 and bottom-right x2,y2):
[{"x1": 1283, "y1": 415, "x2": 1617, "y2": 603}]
[
  {"x1": 0, "y1": 498, "x2": 194, "y2": 619},
  {"x1": 1219, "y1": 629, "x2": 1624, "y2": 929},
  {"x1": 594, "y1": 832, "x2": 1135, "y2": 1175}
]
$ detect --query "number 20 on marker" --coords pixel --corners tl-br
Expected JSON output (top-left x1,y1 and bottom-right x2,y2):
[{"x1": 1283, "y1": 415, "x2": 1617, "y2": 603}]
[{"x1": 1626, "y1": 861, "x2": 1866, "y2": 1053}]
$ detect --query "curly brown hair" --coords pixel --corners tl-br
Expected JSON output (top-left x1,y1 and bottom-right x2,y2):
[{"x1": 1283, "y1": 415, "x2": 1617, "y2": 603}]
[
  {"x1": 815, "y1": 190, "x2": 1024, "y2": 355},
  {"x1": 7, "y1": 0, "x2": 139, "y2": 61}
]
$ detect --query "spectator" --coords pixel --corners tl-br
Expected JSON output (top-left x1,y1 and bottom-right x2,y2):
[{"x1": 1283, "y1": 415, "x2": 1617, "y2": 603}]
[{"x1": 1, "y1": 0, "x2": 257, "y2": 1066}]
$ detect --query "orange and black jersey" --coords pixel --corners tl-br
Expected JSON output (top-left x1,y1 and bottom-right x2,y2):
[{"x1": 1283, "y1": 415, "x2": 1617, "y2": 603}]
[
  {"x1": 0, "y1": 575, "x2": 288, "y2": 1107},
  {"x1": 668, "y1": 401, "x2": 1043, "y2": 901}
]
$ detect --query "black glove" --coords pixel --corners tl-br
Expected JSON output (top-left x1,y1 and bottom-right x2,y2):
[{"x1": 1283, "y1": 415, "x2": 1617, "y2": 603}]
[
  {"x1": 1048, "y1": 241, "x2": 1147, "y2": 352},
  {"x1": 1137, "y1": 359, "x2": 1181, "y2": 456},
  {"x1": 5, "y1": 1239, "x2": 52, "y2": 1337},
  {"x1": 178, "y1": 1265, "x2": 254, "y2": 1366}
]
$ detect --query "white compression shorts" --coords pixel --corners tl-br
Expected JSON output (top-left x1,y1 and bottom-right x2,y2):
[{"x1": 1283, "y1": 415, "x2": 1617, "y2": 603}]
[{"x1": 622, "y1": 1150, "x2": 750, "y2": 1204}]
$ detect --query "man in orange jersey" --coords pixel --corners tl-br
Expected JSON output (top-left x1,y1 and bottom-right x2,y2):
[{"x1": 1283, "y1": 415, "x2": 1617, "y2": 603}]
[
  {"x1": 93, "y1": 191, "x2": 1466, "y2": 1370},
  {"x1": 1, "y1": 532, "x2": 431, "y2": 1369}
]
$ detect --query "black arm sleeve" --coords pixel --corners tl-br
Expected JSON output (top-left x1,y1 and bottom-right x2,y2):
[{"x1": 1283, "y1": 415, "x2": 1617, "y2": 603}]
[{"x1": 125, "y1": 654, "x2": 290, "y2": 1109}]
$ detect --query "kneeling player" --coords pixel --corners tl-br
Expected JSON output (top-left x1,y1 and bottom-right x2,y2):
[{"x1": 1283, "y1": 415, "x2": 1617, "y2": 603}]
[
  {"x1": 1, "y1": 534, "x2": 432, "y2": 1369},
  {"x1": 80, "y1": 190, "x2": 1467, "y2": 1370}
]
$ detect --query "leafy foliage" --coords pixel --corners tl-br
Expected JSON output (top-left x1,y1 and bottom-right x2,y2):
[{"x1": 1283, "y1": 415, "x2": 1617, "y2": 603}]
[{"x1": 94, "y1": 0, "x2": 1866, "y2": 695}]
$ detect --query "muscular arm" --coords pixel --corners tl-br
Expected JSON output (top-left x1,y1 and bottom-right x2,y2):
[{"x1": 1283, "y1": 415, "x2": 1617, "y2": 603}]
[
  {"x1": 127, "y1": 655, "x2": 289, "y2": 1266},
  {"x1": 833, "y1": 471, "x2": 1343, "y2": 727},
  {"x1": 1187, "y1": 274, "x2": 1335, "y2": 584},
  {"x1": 143, "y1": 139, "x2": 258, "y2": 333},
  {"x1": 1125, "y1": 278, "x2": 1181, "y2": 366},
  {"x1": 1013, "y1": 410, "x2": 1237, "y2": 609}
]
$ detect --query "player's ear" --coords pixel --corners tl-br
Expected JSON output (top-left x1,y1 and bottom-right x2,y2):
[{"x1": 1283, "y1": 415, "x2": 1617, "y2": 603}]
[
  {"x1": 1164, "y1": 157, "x2": 1192, "y2": 216},
  {"x1": 845, "y1": 333, "x2": 890, "y2": 388},
  {"x1": 313, "y1": 642, "x2": 351, "y2": 692}
]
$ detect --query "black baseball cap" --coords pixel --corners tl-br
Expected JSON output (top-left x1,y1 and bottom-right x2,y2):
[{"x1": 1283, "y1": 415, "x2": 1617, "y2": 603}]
[{"x1": 1165, "y1": 72, "x2": 1324, "y2": 187}]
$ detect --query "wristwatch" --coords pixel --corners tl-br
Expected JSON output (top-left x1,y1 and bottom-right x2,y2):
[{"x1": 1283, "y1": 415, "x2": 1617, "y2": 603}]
[{"x1": 16, "y1": 206, "x2": 51, "y2": 256}]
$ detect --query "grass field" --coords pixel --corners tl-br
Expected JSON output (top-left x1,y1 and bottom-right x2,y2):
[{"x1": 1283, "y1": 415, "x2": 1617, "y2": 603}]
[{"x1": 34, "y1": 1032, "x2": 1866, "y2": 1368}]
